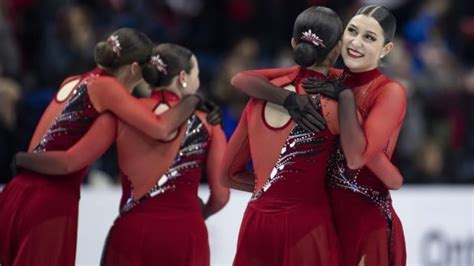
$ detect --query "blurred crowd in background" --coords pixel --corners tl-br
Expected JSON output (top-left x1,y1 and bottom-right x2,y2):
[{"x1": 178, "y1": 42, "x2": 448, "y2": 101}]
[{"x1": 0, "y1": 0, "x2": 473, "y2": 185}]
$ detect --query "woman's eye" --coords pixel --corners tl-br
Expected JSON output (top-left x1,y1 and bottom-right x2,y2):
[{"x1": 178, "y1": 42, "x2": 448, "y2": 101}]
[{"x1": 365, "y1": 35, "x2": 376, "y2": 41}]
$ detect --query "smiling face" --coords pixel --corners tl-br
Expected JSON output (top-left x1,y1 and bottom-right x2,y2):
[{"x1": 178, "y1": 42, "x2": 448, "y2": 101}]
[{"x1": 341, "y1": 15, "x2": 392, "y2": 72}]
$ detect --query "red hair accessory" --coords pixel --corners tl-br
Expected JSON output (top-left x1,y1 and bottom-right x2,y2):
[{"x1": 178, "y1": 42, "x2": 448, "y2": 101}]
[
  {"x1": 150, "y1": 54, "x2": 168, "y2": 75},
  {"x1": 107, "y1": 35, "x2": 122, "y2": 56},
  {"x1": 301, "y1": 29, "x2": 326, "y2": 48}
]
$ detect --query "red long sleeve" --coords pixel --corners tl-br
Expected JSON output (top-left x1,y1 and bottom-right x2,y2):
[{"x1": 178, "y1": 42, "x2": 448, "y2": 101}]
[
  {"x1": 202, "y1": 122, "x2": 230, "y2": 218},
  {"x1": 242, "y1": 67, "x2": 300, "y2": 80},
  {"x1": 322, "y1": 96, "x2": 404, "y2": 189},
  {"x1": 220, "y1": 104, "x2": 255, "y2": 192},
  {"x1": 88, "y1": 77, "x2": 198, "y2": 140},
  {"x1": 339, "y1": 81, "x2": 407, "y2": 169},
  {"x1": 231, "y1": 67, "x2": 299, "y2": 105},
  {"x1": 362, "y1": 82, "x2": 407, "y2": 159},
  {"x1": 17, "y1": 113, "x2": 117, "y2": 175}
]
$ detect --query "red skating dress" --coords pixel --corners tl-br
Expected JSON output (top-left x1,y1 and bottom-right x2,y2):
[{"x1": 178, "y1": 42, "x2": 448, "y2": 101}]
[
  {"x1": 96, "y1": 90, "x2": 229, "y2": 266},
  {"x1": 222, "y1": 68, "x2": 341, "y2": 266},
  {"x1": 0, "y1": 68, "x2": 194, "y2": 266},
  {"x1": 0, "y1": 69, "x2": 105, "y2": 266},
  {"x1": 327, "y1": 68, "x2": 407, "y2": 266}
]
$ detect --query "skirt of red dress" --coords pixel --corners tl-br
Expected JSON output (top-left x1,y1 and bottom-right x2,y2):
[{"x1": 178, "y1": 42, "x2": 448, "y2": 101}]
[
  {"x1": 233, "y1": 201, "x2": 340, "y2": 266},
  {"x1": 102, "y1": 195, "x2": 210, "y2": 266},
  {"x1": 0, "y1": 171, "x2": 81, "y2": 266},
  {"x1": 328, "y1": 186, "x2": 406, "y2": 266}
]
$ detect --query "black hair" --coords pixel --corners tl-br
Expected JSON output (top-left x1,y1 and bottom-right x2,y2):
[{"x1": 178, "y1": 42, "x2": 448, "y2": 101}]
[
  {"x1": 292, "y1": 6, "x2": 343, "y2": 67},
  {"x1": 356, "y1": 5, "x2": 396, "y2": 44},
  {"x1": 94, "y1": 28, "x2": 153, "y2": 69},
  {"x1": 142, "y1": 43, "x2": 194, "y2": 87}
]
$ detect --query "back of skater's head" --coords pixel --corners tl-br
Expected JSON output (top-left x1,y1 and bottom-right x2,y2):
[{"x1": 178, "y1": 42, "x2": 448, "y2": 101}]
[
  {"x1": 292, "y1": 6, "x2": 343, "y2": 68},
  {"x1": 142, "y1": 43, "x2": 199, "y2": 96},
  {"x1": 94, "y1": 28, "x2": 153, "y2": 70}
]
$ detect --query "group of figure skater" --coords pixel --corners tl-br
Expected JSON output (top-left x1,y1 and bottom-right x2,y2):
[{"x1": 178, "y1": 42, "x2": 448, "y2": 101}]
[{"x1": 0, "y1": 4, "x2": 407, "y2": 266}]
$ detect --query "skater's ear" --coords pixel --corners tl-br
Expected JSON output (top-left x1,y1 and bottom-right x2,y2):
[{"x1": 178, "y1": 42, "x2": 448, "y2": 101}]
[{"x1": 291, "y1": 38, "x2": 297, "y2": 49}]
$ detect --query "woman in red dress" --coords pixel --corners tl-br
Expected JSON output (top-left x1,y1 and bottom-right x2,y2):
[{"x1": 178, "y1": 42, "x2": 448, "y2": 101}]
[
  {"x1": 221, "y1": 7, "x2": 353, "y2": 266},
  {"x1": 15, "y1": 44, "x2": 230, "y2": 266},
  {"x1": 0, "y1": 29, "x2": 201, "y2": 266},
  {"x1": 316, "y1": 6, "x2": 407, "y2": 266},
  {"x1": 230, "y1": 5, "x2": 407, "y2": 266}
]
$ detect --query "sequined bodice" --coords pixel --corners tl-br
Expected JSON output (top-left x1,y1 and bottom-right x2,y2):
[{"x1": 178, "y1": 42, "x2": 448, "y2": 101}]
[
  {"x1": 329, "y1": 68, "x2": 395, "y2": 221},
  {"x1": 121, "y1": 115, "x2": 210, "y2": 213},
  {"x1": 251, "y1": 125, "x2": 336, "y2": 205},
  {"x1": 34, "y1": 76, "x2": 100, "y2": 152},
  {"x1": 327, "y1": 142, "x2": 392, "y2": 220}
]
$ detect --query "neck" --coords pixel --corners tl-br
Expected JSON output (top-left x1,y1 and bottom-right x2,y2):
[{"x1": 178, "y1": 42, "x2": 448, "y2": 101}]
[
  {"x1": 122, "y1": 79, "x2": 138, "y2": 92},
  {"x1": 307, "y1": 65, "x2": 329, "y2": 75},
  {"x1": 100, "y1": 65, "x2": 136, "y2": 92},
  {"x1": 349, "y1": 66, "x2": 378, "y2": 74},
  {"x1": 160, "y1": 85, "x2": 182, "y2": 98}
]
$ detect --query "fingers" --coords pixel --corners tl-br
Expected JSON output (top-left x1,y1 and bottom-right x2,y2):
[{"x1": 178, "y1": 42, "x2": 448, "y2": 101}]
[
  {"x1": 207, "y1": 100, "x2": 219, "y2": 109},
  {"x1": 305, "y1": 76, "x2": 322, "y2": 82},
  {"x1": 302, "y1": 80, "x2": 326, "y2": 94},
  {"x1": 299, "y1": 116, "x2": 321, "y2": 133},
  {"x1": 301, "y1": 78, "x2": 325, "y2": 85},
  {"x1": 302, "y1": 86, "x2": 319, "y2": 94},
  {"x1": 198, "y1": 99, "x2": 223, "y2": 125},
  {"x1": 206, "y1": 110, "x2": 222, "y2": 125},
  {"x1": 291, "y1": 109, "x2": 325, "y2": 133},
  {"x1": 297, "y1": 118, "x2": 319, "y2": 133},
  {"x1": 287, "y1": 110, "x2": 315, "y2": 132},
  {"x1": 309, "y1": 89, "x2": 337, "y2": 100},
  {"x1": 299, "y1": 96, "x2": 327, "y2": 132},
  {"x1": 301, "y1": 81, "x2": 323, "y2": 89},
  {"x1": 300, "y1": 83, "x2": 328, "y2": 92},
  {"x1": 302, "y1": 111, "x2": 326, "y2": 130}
]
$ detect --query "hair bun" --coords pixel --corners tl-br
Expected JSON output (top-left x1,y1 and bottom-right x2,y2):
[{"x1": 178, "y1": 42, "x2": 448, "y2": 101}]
[
  {"x1": 141, "y1": 61, "x2": 163, "y2": 87},
  {"x1": 94, "y1": 41, "x2": 116, "y2": 67},
  {"x1": 293, "y1": 42, "x2": 318, "y2": 67}
]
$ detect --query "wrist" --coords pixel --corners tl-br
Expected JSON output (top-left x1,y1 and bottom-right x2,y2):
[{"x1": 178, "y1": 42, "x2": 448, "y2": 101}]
[
  {"x1": 278, "y1": 89, "x2": 292, "y2": 105},
  {"x1": 283, "y1": 92, "x2": 297, "y2": 110},
  {"x1": 338, "y1": 89, "x2": 353, "y2": 100}
]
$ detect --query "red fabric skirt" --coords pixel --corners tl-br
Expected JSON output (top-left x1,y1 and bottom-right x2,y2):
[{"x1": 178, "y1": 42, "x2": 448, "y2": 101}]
[
  {"x1": 0, "y1": 171, "x2": 81, "y2": 266},
  {"x1": 233, "y1": 202, "x2": 340, "y2": 266},
  {"x1": 102, "y1": 195, "x2": 210, "y2": 266},
  {"x1": 328, "y1": 187, "x2": 406, "y2": 266}
]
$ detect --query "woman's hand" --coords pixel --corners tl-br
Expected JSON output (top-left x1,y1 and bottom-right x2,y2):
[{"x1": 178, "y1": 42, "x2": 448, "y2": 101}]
[
  {"x1": 197, "y1": 97, "x2": 222, "y2": 126},
  {"x1": 301, "y1": 78, "x2": 348, "y2": 100},
  {"x1": 283, "y1": 93, "x2": 326, "y2": 133}
]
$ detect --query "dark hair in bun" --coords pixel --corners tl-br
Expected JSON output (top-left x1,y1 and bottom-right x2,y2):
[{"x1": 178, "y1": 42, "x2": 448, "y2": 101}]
[
  {"x1": 142, "y1": 43, "x2": 194, "y2": 87},
  {"x1": 292, "y1": 6, "x2": 343, "y2": 67},
  {"x1": 94, "y1": 28, "x2": 153, "y2": 69}
]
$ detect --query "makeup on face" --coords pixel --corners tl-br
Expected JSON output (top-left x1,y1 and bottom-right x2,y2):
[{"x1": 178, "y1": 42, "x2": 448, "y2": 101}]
[{"x1": 341, "y1": 15, "x2": 388, "y2": 73}]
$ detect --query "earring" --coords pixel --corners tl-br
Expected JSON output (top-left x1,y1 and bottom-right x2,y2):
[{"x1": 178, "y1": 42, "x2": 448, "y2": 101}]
[
  {"x1": 380, "y1": 54, "x2": 385, "y2": 59},
  {"x1": 182, "y1": 82, "x2": 187, "y2": 88}
]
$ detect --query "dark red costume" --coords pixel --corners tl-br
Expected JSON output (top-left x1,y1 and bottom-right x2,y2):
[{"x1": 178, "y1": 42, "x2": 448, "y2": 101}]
[
  {"x1": 226, "y1": 66, "x2": 405, "y2": 266},
  {"x1": 223, "y1": 68, "x2": 342, "y2": 266},
  {"x1": 327, "y1": 68, "x2": 407, "y2": 266},
  {"x1": 0, "y1": 68, "x2": 194, "y2": 266}
]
